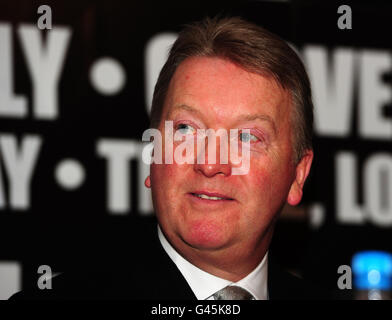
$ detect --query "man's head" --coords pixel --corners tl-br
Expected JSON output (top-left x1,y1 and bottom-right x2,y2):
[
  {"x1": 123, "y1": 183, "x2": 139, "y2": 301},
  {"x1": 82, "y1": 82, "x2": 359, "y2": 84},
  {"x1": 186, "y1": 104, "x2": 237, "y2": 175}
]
[
  {"x1": 150, "y1": 16, "x2": 313, "y2": 163},
  {"x1": 145, "y1": 16, "x2": 314, "y2": 278}
]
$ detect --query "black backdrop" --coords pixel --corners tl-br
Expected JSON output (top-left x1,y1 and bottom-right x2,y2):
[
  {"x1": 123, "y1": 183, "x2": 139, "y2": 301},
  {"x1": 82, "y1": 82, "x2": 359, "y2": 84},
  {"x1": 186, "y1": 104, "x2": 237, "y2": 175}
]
[{"x1": 0, "y1": 0, "x2": 391, "y2": 299}]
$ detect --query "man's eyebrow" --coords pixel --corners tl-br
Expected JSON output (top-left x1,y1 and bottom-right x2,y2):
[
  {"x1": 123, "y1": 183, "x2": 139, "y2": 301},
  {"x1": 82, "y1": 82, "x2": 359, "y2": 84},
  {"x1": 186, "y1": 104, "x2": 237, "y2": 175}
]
[
  {"x1": 168, "y1": 105, "x2": 277, "y2": 133},
  {"x1": 237, "y1": 114, "x2": 277, "y2": 134},
  {"x1": 167, "y1": 104, "x2": 202, "y2": 117}
]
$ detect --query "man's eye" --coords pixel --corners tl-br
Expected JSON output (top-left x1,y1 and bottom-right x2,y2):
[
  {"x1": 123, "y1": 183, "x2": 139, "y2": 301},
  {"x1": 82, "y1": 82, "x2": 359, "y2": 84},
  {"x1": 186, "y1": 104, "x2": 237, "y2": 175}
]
[
  {"x1": 176, "y1": 123, "x2": 196, "y2": 135},
  {"x1": 239, "y1": 132, "x2": 259, "y2": 143}
]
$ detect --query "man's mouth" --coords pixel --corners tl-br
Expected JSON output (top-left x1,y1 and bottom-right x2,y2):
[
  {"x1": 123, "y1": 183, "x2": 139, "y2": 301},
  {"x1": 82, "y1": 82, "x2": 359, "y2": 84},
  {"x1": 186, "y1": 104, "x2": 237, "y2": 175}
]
[{"x1": 189, "y1": 191, "x2": 234, "y2": 201}]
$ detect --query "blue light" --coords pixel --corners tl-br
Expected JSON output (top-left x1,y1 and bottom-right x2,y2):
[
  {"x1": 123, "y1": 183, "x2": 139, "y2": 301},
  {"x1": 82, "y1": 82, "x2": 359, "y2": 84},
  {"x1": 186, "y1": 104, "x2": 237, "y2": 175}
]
[{"x1": 352, "y1": 251, "x2": 392, "y2": 290}]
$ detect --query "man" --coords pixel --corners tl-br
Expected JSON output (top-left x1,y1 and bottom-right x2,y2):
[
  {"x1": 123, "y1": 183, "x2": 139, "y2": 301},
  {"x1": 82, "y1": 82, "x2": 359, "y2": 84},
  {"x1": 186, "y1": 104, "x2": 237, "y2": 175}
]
[
  {"x1": 12, "y1": 16, "x2": 318, "y2": 300},
  {"x1": 144, "y1": 15, "x2": 314, "y2": 300}
]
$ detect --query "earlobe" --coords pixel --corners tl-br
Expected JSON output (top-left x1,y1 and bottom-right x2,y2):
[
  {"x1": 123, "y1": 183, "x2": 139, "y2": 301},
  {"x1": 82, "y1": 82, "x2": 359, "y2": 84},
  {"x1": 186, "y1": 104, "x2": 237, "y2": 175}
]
[
  {"x1": 287, "y1": 150, "x2": 314, "y2": 206},
  {"x1": 145, "y1": 176, "x2": 151, "y2": 188}
]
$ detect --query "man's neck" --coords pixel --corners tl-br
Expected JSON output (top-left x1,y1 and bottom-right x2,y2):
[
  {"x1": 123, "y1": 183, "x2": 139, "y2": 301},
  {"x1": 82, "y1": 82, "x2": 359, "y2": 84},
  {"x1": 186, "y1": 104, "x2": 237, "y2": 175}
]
[{"x1": 162, "y1": 227, "x2": 274, "y2": 282}]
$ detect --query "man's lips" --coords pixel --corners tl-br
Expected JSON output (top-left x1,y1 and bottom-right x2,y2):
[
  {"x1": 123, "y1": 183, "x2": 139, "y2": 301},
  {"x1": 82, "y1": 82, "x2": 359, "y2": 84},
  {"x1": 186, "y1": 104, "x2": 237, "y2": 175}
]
[{"x1": 188, "y1": 191, "x2": 235, "y2": 201}]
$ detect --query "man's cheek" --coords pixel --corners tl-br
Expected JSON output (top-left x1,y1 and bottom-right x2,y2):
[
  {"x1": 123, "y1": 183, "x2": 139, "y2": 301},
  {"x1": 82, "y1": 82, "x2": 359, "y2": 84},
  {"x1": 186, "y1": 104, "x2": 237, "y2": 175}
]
[
  {"x1": 246, "y1": 167, "x2": 277, "y2": 209},
  {"x1": 249, "y1": 165, "x2": 272, "y2": 189},
  {"x1": 152, "y1": 162, "x2": 178, "y2": 182}
]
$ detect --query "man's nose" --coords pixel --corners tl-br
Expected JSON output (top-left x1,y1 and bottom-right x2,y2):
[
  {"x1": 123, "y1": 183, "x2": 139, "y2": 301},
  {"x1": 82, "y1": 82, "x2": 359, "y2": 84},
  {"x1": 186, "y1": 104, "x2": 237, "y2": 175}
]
[{"x1": 193, "y1": 135, "x2": 232, "y2": 177}]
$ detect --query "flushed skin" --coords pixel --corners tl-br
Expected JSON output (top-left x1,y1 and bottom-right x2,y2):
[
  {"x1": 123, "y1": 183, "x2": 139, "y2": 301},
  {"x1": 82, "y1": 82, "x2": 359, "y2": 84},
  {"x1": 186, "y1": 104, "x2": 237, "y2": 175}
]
[{"x1": 145, "y1": 56, "x2": 313, "y2": 282}]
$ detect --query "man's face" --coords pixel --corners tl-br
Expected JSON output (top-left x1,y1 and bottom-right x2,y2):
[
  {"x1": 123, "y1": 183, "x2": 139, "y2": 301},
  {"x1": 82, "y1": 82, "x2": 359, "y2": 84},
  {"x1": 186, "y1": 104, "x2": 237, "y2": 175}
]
[{"x1": 146, "y1": 56, "x2": 312, "y2": 256}]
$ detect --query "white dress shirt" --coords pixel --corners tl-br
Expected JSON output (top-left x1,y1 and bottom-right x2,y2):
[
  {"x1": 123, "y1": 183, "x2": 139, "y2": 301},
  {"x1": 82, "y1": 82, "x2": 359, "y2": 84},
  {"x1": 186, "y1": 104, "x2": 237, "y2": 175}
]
[{"x1": 158, "y1": 225, "x2": 269, "y2": 300}]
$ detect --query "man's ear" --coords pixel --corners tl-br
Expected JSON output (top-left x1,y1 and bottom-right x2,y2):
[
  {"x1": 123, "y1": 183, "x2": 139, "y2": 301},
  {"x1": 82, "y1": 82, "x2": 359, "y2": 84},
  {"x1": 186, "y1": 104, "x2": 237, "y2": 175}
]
[
  {"x1": 145, "y1": 175, "x2": 151, "y2": 188},
  {"x1": 287, "y1": 150, "x2": 314, "y2": 206}
]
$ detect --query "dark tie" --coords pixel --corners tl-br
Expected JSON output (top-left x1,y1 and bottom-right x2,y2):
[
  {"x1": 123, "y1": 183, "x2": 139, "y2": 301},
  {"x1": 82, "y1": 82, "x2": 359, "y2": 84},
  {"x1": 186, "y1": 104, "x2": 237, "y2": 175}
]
[{"x1": 213, "y1": 285, "x2": 255, "y2": 300}]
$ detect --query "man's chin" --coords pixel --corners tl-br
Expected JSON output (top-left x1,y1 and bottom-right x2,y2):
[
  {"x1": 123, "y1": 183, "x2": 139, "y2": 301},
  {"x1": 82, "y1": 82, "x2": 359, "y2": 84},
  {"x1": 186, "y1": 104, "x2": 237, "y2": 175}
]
[{"x1": 181, "y1": 221, "x2": 230, "y2": 251}]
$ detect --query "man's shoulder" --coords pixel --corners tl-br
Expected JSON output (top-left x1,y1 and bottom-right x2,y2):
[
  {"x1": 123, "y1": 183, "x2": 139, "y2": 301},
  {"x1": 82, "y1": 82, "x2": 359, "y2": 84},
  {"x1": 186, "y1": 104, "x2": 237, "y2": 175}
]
[
  {"x1": 10, "y1": 219, "x2": 329, "y2": 300},
  {"x1": 268, "y1": 255, "x2": 329, "y2": 300},
  {"x1": 10, "y1": 218, "x2": 195, "y2": 300}
]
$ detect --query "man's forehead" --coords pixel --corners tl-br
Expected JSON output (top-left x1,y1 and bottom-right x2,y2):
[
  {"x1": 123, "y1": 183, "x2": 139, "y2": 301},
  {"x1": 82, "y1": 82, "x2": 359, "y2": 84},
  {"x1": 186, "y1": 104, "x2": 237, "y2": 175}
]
[{"x1": 163, "y1": 57, "x2": 291, "y2": 126}]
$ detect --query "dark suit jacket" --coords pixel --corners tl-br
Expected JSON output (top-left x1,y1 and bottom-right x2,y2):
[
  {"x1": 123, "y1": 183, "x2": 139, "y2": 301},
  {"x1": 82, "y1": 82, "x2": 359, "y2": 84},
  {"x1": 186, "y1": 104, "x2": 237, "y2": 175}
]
[{"x1": 10, "y1": 218, "x2": 325, "y2": 300}]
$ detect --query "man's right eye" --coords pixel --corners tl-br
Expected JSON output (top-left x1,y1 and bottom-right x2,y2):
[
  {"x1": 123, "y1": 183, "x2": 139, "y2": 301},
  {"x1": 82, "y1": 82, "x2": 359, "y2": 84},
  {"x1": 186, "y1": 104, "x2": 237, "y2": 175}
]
[{"x1": 176, "y1": 123, "x2": 196, "y2": 135}]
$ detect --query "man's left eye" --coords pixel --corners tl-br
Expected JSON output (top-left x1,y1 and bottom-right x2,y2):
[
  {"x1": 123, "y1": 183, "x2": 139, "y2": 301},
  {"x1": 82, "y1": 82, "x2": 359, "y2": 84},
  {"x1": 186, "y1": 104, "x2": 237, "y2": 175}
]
[
  {"x1": 176, "y1": 123, "x2": 196, "y2": 135},
  {"x1": 239, "y1": 132, "x2": 259, "y2": 143}
]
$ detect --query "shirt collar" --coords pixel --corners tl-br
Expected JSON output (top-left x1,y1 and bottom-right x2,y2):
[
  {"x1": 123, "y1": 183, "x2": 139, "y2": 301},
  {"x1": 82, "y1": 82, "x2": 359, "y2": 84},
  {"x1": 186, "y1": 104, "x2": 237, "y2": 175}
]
[
  {"x1": 235, "y1": 250, "x2": 268, "y2": 300},
  {"x1": 158, "y1": 225, "x2": 268, "y2": 300}
]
